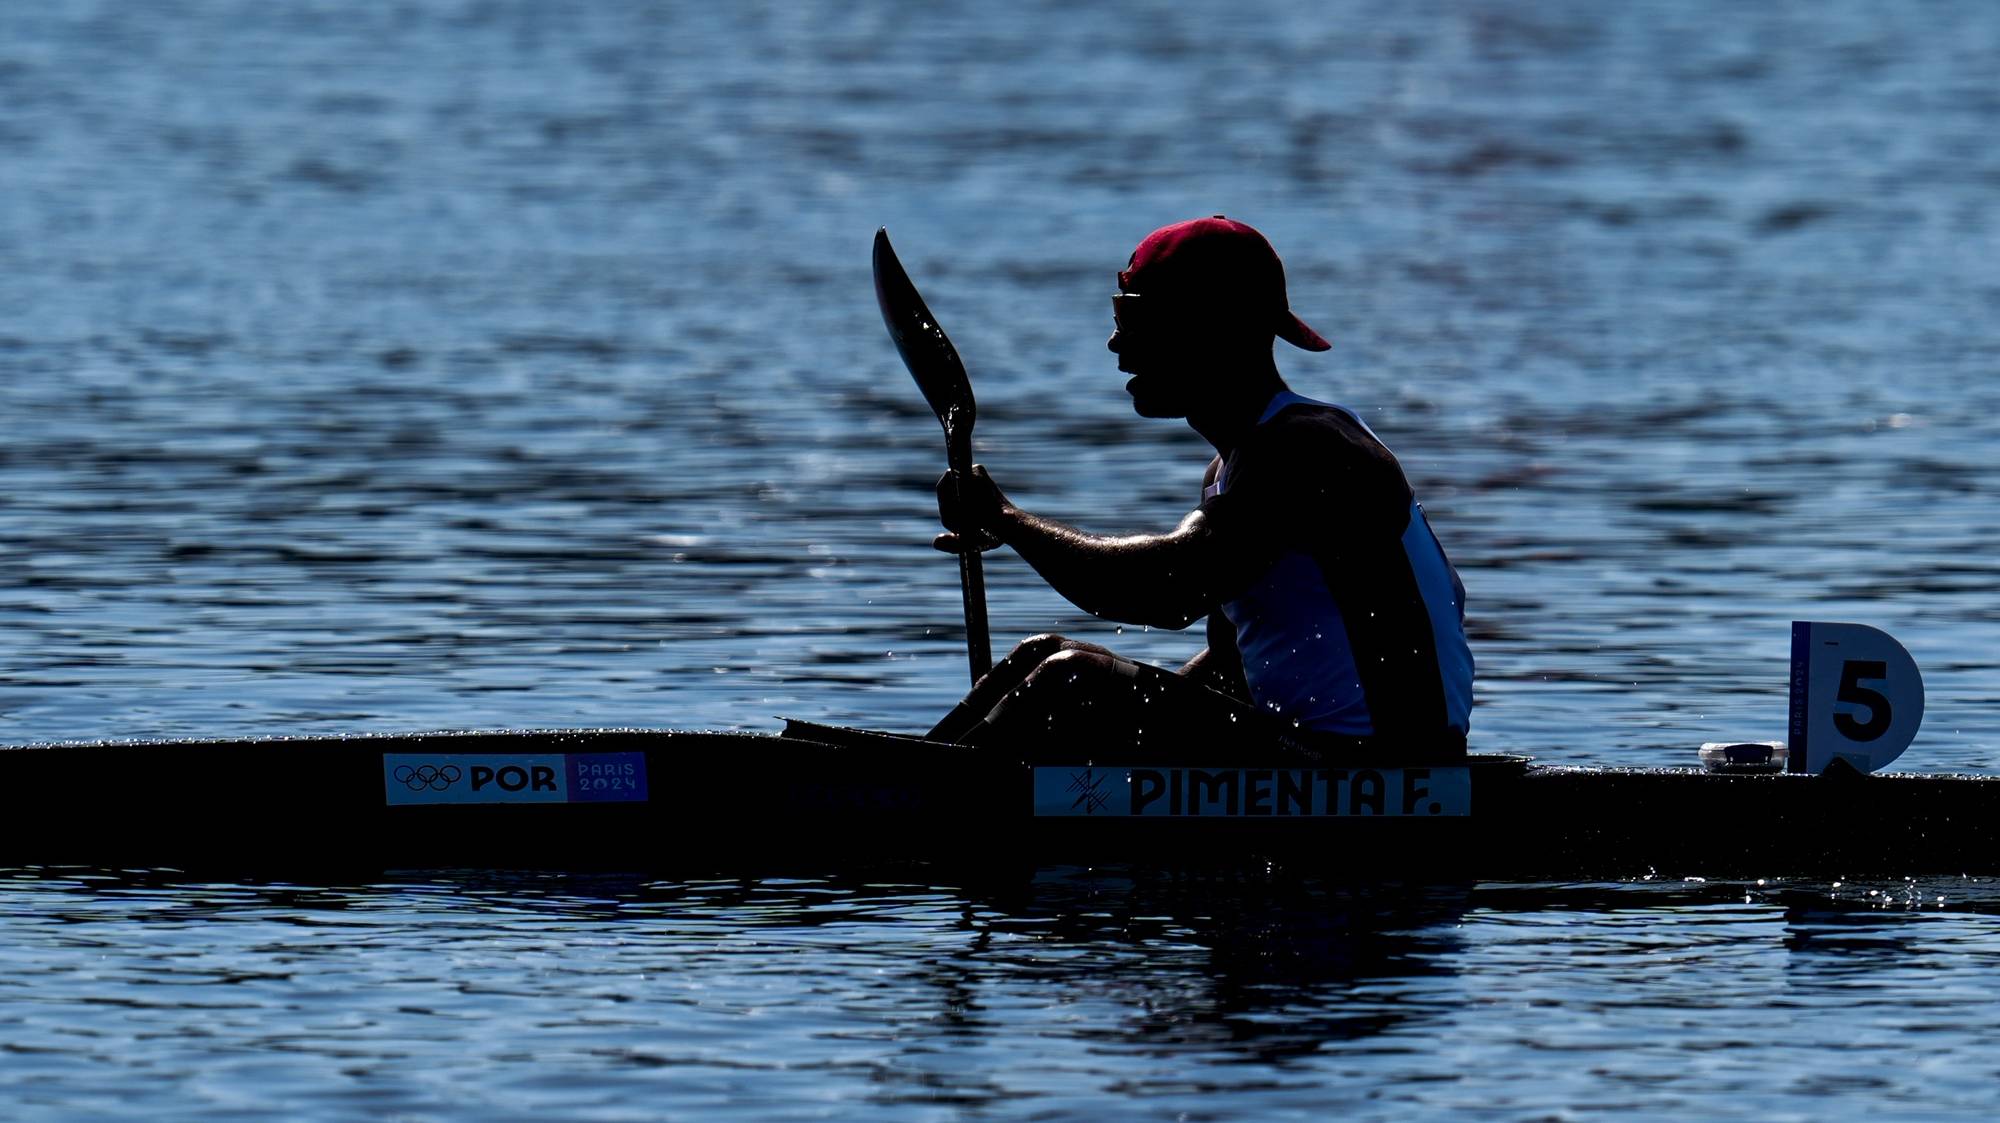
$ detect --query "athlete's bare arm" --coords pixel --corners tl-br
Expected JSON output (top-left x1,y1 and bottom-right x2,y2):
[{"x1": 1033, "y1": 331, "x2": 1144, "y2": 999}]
[{"x1": 935, "y1": 465, "x2": 1281, "y2": 633}]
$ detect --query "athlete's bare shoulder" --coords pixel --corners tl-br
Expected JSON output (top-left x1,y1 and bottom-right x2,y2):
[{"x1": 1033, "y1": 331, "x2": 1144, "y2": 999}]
[
  {"x1": 1260, "y1": 399, "x2": 1398, "y2": 467},
  {"x1": 1220, "y1": 399, "x2": 1413, "y2": 536}
]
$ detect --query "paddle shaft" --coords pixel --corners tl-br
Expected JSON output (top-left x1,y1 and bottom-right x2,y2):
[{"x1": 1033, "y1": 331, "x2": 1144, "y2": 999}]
[
  {"x1": 960, "y1": 555, "x2": 991, "y2": 683},
  {"x1": 942, "y1": 417, "x2": 993, "y2": 684}
]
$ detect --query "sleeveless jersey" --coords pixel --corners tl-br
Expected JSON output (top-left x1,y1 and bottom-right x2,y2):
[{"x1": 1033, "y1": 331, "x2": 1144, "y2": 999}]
[{"x1": 1200, "y1": 391, "x2": 1472, "y2": 742}]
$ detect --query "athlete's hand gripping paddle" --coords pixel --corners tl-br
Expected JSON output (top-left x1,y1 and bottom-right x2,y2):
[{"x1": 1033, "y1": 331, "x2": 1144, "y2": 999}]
[{"x1": 873, "y1": 227, "x2": 993, "y2": 683}]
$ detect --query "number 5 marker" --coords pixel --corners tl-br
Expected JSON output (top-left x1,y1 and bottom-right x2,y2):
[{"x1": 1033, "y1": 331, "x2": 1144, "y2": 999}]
[{"x1": 1788, "y1": 622, "x2": 1925, "y2": 774}]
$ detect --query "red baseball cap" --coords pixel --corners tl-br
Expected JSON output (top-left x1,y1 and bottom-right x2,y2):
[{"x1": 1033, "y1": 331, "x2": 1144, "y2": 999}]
[{"x1": 1119, "y1": 216, "x2": 1331, "y2": 352}]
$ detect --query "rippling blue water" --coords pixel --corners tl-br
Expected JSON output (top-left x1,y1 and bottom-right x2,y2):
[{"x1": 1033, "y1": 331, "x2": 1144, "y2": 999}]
[
  {"x1": 4, "y1": 1, "x2": 2000, "y2": 1116},
  {"x1": 5, "y1": 870, "x2": 1999, "y2": 1120}
]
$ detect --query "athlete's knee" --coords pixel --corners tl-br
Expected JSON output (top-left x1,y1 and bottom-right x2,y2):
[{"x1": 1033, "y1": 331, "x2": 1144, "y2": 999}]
[
  {"x1": 969, "y1": 647, "x2": 1092, "y2": 742},
  {"x1": 1027, "y1": 647, "x2": 1126, "y2": 687},
  {"x1": 1005, "y1": 633, "x2": 1072, "y2": 666}
]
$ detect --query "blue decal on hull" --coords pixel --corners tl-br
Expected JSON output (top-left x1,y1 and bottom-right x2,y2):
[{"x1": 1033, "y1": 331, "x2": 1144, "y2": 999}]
[
  {"x1": 383, "y1": 752, "x2": 649, "y2": 806},
  {"x1": 1032, "y1": 765, "x2": 1471, "y2": 817},
  {"x1": 565, "y1": 752, "x2": 649, "y2": 802}
]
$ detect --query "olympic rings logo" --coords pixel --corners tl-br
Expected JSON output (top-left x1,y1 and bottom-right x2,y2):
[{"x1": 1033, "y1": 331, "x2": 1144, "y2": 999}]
[{"x1": 392, "y1": 764, "x2": 463, "y2": 791}]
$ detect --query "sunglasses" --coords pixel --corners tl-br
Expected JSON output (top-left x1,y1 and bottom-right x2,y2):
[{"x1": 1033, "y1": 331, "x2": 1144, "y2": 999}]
[{"x1": 1111, "y1": 291, "x2": 1145, "y2": 333}]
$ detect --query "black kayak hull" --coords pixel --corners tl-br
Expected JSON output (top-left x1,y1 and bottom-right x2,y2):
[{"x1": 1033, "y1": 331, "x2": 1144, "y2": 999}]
[{"x1": 2, "y1": 725, "x2": 1994, "y2": 878}]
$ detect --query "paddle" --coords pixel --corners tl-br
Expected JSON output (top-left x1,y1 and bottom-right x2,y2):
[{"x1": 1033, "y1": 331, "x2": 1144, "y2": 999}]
[{"x1": 872, "y1": 227, "x2": 993, "y2": 683}]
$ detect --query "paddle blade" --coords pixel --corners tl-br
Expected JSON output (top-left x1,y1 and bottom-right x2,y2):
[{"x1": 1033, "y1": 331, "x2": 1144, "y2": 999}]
[
  {"x1": 873, "y1": 227, "x2": 992, "y2": 683},
  {"x1": 873, "y1": 228, "x2": 975, "y2": 465}
]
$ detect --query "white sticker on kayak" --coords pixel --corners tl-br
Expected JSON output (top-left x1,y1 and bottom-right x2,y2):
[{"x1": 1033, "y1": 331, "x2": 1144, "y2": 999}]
[
  {"x1": 1032, "y1": 766, "x2": 1470, "y2": 817},
  {"x1": 382, "y1": 753, "x2": 649, "y2": 806}
]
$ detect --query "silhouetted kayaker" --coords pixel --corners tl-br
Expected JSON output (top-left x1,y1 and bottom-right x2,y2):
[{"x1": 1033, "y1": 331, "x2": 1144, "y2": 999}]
[{"x1": 931, "y1": 216, "x2": 1472, "y2": 758}]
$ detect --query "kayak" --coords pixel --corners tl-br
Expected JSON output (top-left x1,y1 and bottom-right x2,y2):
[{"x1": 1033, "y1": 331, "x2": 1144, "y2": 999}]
[{"x1": 3, "y1": 719, "x2": 1993, "y2": 878}]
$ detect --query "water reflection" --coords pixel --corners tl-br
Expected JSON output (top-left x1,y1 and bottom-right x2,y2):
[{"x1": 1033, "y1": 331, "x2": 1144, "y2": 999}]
[
  {"x1": 1781, "y1": 906, "x2": 1923, "y2": 973},
  {"x1": 973, "y1": 867, "x2": 1472, "y2": 1063},
  {"x1": 6, "y1": 866, "x2": 2000, "y2": 1115}
]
